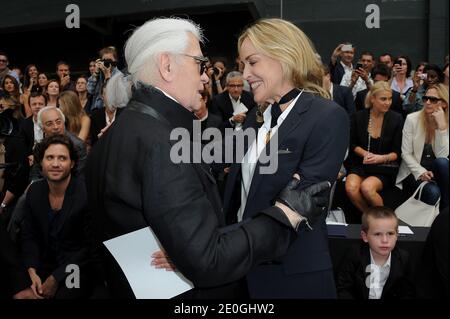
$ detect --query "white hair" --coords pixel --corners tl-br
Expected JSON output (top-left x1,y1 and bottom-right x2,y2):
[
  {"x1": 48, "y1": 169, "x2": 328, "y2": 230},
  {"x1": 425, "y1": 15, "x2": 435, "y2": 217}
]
[
  {"x1": 37, "y1": 106, "x2": 66, "y2": 129},
  {"x1": 225, "y1": 71, "x2": 243, "y2": 84},
  {"x1": 106, "y1": 17, "x2": 204, "y2": 108}
]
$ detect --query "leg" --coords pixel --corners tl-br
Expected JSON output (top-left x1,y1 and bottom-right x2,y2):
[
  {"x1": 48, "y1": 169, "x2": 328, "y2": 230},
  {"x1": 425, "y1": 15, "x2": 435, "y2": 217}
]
[
  {"x1": 420, "y1": 182, "x2": 441, "y2": 206},
  {"x1": 432, "y1": 158, "x2": 449, "y2": 209},
  {"x1": 360, "y1": 176, "x2": 384, "y2": 207},
  {"x1": 345, "y1": 174, "x2": 369, "y2": 213}
]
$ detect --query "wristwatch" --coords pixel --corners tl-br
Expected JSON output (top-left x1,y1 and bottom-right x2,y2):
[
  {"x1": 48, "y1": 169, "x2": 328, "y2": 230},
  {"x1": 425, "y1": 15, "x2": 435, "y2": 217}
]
[{"x1": 1, "y1": 202, "x2": 7, "y2": 209}]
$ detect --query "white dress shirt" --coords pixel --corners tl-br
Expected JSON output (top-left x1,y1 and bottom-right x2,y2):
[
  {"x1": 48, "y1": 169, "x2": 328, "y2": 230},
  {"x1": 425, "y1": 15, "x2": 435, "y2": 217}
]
[
  {"x1": 238, "y1": 91, "x2": 303, "y2": 221},
  {"x1": 368, "y1": 250, "x2": 391, "y2": 299}
]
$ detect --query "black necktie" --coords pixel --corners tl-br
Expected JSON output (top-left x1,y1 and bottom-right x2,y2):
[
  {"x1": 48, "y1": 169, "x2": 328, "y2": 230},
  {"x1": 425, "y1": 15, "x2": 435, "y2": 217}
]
[
  {"x1": 270, "y1": 88, "x2": 300, "y2": 128},
  {"x1": 266, "y1": 88, "x2": 300, "y2": 143}
]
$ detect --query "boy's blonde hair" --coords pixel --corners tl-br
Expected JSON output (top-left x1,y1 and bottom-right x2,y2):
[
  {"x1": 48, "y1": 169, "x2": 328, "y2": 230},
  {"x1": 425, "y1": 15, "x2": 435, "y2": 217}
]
[{"x1": 361, "y1": 206, "x2": 399, "y2": 233}]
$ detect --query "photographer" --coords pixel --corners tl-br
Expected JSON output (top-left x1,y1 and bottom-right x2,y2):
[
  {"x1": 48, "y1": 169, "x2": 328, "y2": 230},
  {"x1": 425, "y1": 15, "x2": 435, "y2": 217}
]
[
  {"x1": 208, "y1": 59, "x2": 227, "y2": 97},
  {"x1": 87, "y1": 46, "x2": 122, "y2": 112},
  {"x1": 340, "y1": 51, "x2": 375, "y2": 98},
  {"x1": 56, "y1": 61, "x2": 75, "y2": 92}
]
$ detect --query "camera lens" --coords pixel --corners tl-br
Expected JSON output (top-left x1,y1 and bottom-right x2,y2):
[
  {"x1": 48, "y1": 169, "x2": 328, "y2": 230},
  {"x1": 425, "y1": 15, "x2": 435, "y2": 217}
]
[{"x1": 213, "y1": 67, "x2": 220, "y2": 75}]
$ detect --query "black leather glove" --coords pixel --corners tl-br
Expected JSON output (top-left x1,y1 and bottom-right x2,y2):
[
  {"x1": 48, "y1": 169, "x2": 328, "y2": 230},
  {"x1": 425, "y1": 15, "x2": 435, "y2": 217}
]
[{"x1": 277, "y1": 179, "x2": 331, "y2": 230}]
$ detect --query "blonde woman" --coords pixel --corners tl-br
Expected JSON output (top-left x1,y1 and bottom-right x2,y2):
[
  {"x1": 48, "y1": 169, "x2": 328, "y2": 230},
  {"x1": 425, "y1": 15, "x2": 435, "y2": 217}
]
[
  {"x1": 221, "y1": 18, "x2": 349, "y2": 298},
  {"x1": 346, "y1": 81, "x2": 403, "y2": 213},
  {"x1": 396, "y1": 84, "x2": 448, "y2": 208},
  {"x1": 58, "y1": 90, "x2": 90, "y2": 141}
]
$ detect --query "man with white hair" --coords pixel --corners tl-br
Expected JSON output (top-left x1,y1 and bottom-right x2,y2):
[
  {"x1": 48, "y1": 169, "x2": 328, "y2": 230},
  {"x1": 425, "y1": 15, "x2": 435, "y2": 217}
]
[
  {"x1": 210, "y1": 71, "x2": 256, "y2": 130},
  {"x1": 85, "y1": 17, "x2": 330, "y2": 298},
  {"x1": 29, "y1": 106, "x2": 87, "y2": 180}
]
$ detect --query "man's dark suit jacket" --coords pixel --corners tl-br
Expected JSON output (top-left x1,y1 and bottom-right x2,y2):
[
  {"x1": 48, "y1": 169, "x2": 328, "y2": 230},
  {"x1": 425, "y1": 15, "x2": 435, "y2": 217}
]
[
  {"x1": 336, "y1": 243, "x2": 415, "y2": 299},
  {"x1": 222, "y1": 92, "x2": 349, "y2": 298},
  {"x1": 333, "y1": 84, "x2": 355, "y2": 117},
  {"x1": 329, "y1": 60, "x2": 347, "y2": 85},
  {"x1": 355, "y1": 88, "x2": 405, "y2": 118},
  {"x1": 85, "y1": 84, "x2": 297, "y2": 298},
  {"x1": 20, "y1": 176, "x2": 91, "y2": 283},
  {"x1": 19, "y1": 116, "x2": 35, "y2": 155},
  {"x1": 89, "y1": 107, "x2": 123, "y2": 146},
  {"x1": 210, "y1": 90, "x2": 257, "y2": 130}
]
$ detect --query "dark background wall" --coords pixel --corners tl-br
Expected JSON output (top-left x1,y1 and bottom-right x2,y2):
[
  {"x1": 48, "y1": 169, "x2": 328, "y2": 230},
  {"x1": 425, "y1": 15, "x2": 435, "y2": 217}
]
[{"x1": 1, "y1": 0, "x2": 447, "y2": 75}]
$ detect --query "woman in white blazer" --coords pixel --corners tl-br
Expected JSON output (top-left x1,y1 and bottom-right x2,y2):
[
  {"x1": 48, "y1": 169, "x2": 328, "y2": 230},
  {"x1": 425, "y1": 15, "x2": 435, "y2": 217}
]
[{"x1": 396, "y1": 84, "x2": 449, "y2": 208}]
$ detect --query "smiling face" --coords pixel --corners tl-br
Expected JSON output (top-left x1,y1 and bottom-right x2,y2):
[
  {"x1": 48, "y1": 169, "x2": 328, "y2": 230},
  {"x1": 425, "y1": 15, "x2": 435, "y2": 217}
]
[
  {"x1": 239, "y1": 37, "x2": 288, "y2": 104},
  {"x1": 41, "y1": 143, "x2": 74, "y2": 183},
  {"x1": 361, "y1": 216, "x2": 398, "y2": 259},
  {"x1": 371, "y1": 89, "x2": 392, "y2": 114},
  {"x1": 28, "y1": 65, "x2": 38, "y2": 79}
]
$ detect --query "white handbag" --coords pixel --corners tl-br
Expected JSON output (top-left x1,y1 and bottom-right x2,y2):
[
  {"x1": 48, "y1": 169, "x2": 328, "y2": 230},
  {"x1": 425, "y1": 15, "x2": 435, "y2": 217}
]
[{"x1": 395, "y1": 181, "x2": 440, "y2": 227}]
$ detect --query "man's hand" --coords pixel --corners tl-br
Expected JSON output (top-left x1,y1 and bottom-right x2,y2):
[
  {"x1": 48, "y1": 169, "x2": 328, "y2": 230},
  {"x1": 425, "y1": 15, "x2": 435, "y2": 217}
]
[
  {"x1": 276, "y1": 178, "x2": 331, "y2": 230},
  {"x1": 331, "y1": 44, "x2": 344, "y2": 64},
  {"x1": 60, "y1": 75, "x2": 70, "y2": 88},
  {"x1": 151, "y1": 250, "x2": 176, "y2": 271},
  {"x1": 232, "y1": 113, "x2": 246, "y2": 124},
  {"x1": 28, "y1": 268, "x2": 43, "y2": 297},
  {"x1": 41, "y1": 275, "x2": 58, "y2": 299}
]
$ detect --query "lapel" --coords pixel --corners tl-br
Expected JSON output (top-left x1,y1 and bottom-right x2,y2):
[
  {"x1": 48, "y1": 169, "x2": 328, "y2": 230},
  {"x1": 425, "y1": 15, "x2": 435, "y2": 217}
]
[
  {"x1": 223, "y1": 94, "x2": 235, "y2": 119},
  {"x1": 413, "y1": 115, "x2": 426, "y2": 161},
  {"x1": 361, "y1": 244, "x2": 371, "y2": 299},
  {"x1": 332, "y1": 84, "x2": 338, "y2": 102},
  {"x1": 244, "y1": 92, "x2": 315, "y2": 211}
]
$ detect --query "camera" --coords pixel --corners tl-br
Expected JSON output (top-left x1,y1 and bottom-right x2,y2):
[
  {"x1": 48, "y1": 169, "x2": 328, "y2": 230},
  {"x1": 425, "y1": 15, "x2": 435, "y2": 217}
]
[
  {"x1": 213, "y1": 67, "x2": 221, "y2": 76},
  {"x1": 355, "y1": 63, "x2": 363, "y2": 70},
  {"x1": 341, "y1": 44, "x2": 353, "y2": 52},
  {"x1": 394, "y1": 59, "x2": 402, "y2": 66},
  {"x1": 419, "y1": 73, "x2": 427, "y2": 80},
  {"x1": 101, "y1": 59, "x2": 117, "y2": 68}
]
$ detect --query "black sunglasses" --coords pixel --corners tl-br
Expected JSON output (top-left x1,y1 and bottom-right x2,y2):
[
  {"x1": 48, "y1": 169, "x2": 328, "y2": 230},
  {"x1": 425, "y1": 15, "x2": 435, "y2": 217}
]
[
  {"x1": 422, "y1": 95, "x2": 442, "y2": 104},
  {"x1": 182, "y1": 54, "x2": 209, "y2": 75}
]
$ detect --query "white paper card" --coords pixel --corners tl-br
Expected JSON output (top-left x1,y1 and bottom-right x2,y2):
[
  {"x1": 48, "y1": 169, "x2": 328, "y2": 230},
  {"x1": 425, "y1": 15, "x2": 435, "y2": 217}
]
[
  {"x1": 233, "y1": 102, "x2": 248, "y2": 115},
  {"x1": 103, "y1": 227, "x2": 194, "y2": 299}
]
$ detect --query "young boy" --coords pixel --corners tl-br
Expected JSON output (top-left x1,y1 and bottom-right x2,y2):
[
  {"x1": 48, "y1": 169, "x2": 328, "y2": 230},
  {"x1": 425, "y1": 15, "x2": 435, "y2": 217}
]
[{"x1": 336, "y1": 206, "x2": 415, "y2": 299}]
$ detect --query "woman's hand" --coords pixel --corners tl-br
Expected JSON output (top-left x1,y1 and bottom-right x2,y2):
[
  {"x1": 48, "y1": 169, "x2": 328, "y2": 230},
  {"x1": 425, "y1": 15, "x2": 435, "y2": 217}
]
[
  {"x1": 419, "y1": 171, "x2": 434, "y2": 182},
  {"x1": 432, "y1": 107, "x2": 448, "y2": 130},
  {"x1": 363, "y1": 153, "x2": 384, "y2": 165},
  {"x1": 151, "y1": 250, "x2": 176, "y2": 271}
]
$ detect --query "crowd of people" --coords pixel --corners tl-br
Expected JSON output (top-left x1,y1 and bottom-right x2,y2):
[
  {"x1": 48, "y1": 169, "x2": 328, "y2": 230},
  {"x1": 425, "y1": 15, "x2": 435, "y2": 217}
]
[{"x1": 0, "y1": 16, "x2": 448, "y2": 300}]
